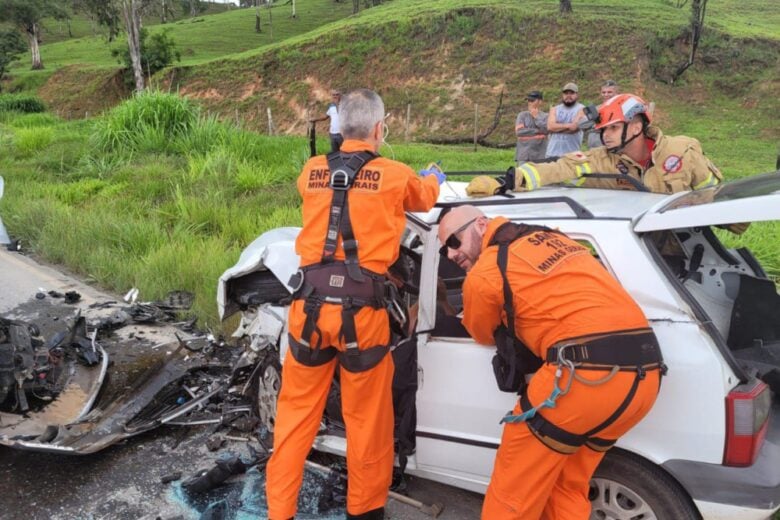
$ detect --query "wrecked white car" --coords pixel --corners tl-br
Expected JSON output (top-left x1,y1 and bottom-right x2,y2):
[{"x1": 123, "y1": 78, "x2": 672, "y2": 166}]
[
  {"x1": 219, "y1": 172, "x2": 780, "y2": 520},
  {"x1": 0, "y1": 292, "x2": 242, "y2": 455}
]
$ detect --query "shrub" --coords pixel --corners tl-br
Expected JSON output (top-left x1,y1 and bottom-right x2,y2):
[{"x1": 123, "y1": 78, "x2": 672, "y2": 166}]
[
  {"x1": 91, "y1": 90, "x2": 198, "y2": 152},
  {"x1": 0, "y1": 94, "x2": 46, "y2": 113},
  {"x1": 14, "y1": 126, "x2": 53, "y2": 156},
  {"x1": 112, "y1": 29, "x2": 181, "y2": 88}
]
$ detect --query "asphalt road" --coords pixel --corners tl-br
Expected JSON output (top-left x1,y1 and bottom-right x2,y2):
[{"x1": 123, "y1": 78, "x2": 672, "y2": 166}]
[{"x1": 0, "y1": 249, "x2": 484, "y2": 519}]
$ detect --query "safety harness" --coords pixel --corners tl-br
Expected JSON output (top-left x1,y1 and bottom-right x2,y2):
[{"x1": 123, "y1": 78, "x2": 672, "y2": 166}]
[
  {"x1": 489, "y1": 222, "x2": 547, "y2": 393},
  {"x1": 489, "y1": 221, "x2": 667, "y2": 454},
  {"x1": 287, "y1": 150, "x2": 405, "y2": 373}
]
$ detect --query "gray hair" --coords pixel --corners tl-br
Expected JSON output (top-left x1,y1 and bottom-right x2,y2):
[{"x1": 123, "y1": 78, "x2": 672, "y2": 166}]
[{"x1": 339, "y1": 89, "x2": 385, "y2": 139}]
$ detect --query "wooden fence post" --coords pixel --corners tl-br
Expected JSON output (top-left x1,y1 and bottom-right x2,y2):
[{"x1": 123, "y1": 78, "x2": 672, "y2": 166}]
[
  {"x1": 473, "y1": 103, "x2": 478, "y2": 151},
  {"x1": 267, "y1": 107, "x2": 275, "y2": 135},
  {"x1": 404, "y1": 103, "x2": 411, "y2": 142}
]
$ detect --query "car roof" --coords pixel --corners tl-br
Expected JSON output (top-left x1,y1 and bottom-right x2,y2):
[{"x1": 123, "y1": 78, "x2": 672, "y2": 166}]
[
  {"x1": 413, "y1": 182, "x2": 668, "y2": 225},
  {"x1": 414, "y1": 172, "x2": 780, "y2": 230},
  {"x1": 634, "y1": 171, "x2": 780, "y2": 231}
]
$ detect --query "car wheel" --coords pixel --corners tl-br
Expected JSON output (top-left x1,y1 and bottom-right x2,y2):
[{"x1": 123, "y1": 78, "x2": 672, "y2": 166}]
[
  {"x1": 589, "y1": 450, "x2": 701, "y2": 520},
  {"x1": 254, "y1": 352, "x2": 282, "y2": 432}
]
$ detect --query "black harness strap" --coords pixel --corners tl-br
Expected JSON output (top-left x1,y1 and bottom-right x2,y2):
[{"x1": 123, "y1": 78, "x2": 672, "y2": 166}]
[
  {"x1": 545, "y1": 329, "x2": 665, "y2": 370},
  {"x1": 288, "y1": 333, "x2": 390, "y2": 374},
  {"x1": 323, "y1": 150, "x2": 377, "y2": 282},
  {"x1": 289, "y1": 334, "x2": 339, "y2": 366},
  {"x1": 488, "y1": 222, "x2": 558, "y2": 393},
  {"x1": 519, "y1": 328, "x2": 665, "y2": 454}
]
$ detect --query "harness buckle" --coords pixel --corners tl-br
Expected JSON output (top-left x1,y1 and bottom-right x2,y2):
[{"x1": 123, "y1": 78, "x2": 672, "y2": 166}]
[
  {"x1": 330, "y1": 169, "x2": 350, "y2": 190},
  {"x1": 556, "y1": 343, "x2": 577, "y2": 365},
  {"x1": 289, "y1": 269, "x2": 304, "y2": 293},
  {"x1": 388, "y1": 297, "x2": 407, "y2": 327},
  {"x1": 345, "y1": 342, "x2": 359, "y2": 356}
]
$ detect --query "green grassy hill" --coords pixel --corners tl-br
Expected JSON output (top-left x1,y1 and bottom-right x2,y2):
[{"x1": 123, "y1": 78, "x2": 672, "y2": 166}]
[
  {"x1": 1, "y1": 0, "x2": 779, "y2": 327},
  {"x1": 7, "y1": 0, "x2": 780, "y2": 173},
  {"x1": 155, "y1": 0, "x2": 780, "y2": 173}
]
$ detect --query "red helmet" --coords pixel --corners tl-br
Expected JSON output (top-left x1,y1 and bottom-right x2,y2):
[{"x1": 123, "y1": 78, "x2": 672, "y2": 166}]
[{"x1": 595, "y1": 94, "x2": 651, "y2": 129}]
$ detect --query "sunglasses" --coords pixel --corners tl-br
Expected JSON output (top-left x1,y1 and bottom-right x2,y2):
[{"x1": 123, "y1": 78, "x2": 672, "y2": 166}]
[{"x1": 439, "y1": 218, "x2": 477, "y2": 256}]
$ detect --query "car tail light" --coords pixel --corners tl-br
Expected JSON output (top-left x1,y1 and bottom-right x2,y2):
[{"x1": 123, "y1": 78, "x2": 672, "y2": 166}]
[{"x1": 723, "y1": 379, "x2": 771, "y2": 467}]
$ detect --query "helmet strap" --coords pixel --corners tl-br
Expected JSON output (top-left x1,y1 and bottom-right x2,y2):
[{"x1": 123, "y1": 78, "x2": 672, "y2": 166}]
[{"x1": 607, "y1": 122, "x2": 642, "y2": 154}]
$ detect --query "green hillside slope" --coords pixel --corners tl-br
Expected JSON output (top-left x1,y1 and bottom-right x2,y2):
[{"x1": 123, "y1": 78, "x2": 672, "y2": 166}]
[
  {"x1": 6, "y1": 0, "x2": 780, "y2": 172},
  {"x1": 151, "y1": 0, "x2": 779, "y2": 173}
]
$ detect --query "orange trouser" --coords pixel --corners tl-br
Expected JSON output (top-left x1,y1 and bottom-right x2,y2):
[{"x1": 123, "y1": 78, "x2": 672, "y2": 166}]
[
  {"x1": 482, "y1": 363, "x2": 660, "y2": 520},
  {"x1": 266, "y1": 303, "x2": 395, "y2": 519}
]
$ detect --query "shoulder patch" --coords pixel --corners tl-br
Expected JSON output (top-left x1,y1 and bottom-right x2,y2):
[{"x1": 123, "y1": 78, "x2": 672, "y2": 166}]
[
  {"x1": 566, "y1": 151, "x2": 588, "y2": 161},
  {"x1": 616, "y1": 162, "x2": 629, "y2": 175},
  {"x1": 663, "y1": 155, "x2": 683, "y2": 174}
]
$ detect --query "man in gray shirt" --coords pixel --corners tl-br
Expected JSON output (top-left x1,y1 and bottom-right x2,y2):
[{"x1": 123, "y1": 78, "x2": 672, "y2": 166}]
[
  {"x1": 545, "y1": 82, "x2": 585, "y2": 158},
  {"x1": 515, "y1": 91, "x2": 548, "y2": 163},
  {"x1": 585, "y1": 80, "x2": 619, "y2": 149}
]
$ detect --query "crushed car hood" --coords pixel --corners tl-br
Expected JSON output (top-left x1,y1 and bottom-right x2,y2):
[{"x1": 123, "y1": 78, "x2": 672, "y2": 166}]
[{"x1": 217, "y1": 227, "x2": 300, "y2": 320}]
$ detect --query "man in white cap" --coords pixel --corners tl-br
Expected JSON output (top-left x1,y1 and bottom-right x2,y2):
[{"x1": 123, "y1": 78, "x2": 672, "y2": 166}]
[{"x1": 545, "y1": 82, "x2": 585, "y2": 158}]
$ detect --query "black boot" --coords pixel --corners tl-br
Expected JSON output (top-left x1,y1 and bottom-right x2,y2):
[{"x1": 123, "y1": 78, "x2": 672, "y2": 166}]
[{"x1": 346, "y1": 507, "x2": 385, "y2": 519}]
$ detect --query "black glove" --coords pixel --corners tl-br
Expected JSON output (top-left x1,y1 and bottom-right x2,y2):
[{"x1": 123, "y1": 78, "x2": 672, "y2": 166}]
[{"x1": 495, "y1": 167, "x2": 516, "y2": 194}]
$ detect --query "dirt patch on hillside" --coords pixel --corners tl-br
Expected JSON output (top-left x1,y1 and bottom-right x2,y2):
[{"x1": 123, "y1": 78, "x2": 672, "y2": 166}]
[{"x1": 38, "y1": 66, "x2": 129, "y2": 118}]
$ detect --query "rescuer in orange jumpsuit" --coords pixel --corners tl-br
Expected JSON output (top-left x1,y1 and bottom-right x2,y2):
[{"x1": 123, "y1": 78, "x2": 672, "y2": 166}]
[
  {"x1": 266, "y1": 89, "x2": 441, "y2": 520},
  {"x1": 438, "y1": 205, "x2": 664, "y2": 520}
]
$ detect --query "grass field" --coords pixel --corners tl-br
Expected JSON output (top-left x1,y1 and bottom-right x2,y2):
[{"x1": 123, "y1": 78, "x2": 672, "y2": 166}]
[
  {"x1": 0, "y1": 91, "x2": 777, "y2": 328},
  {"x1": 8, "y1": 0, "x2": 354, "y2": 75},
  {"x1": 1, "y1": 0, "x2": 778, "y2": 326}
]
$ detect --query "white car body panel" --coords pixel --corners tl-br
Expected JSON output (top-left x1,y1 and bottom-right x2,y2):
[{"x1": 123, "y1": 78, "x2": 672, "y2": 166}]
[
  {"x1": 217, "y1": 226, "x2": 300, "y2": 319},
  {"x1": 218, "y1": 174, "x2": 780, "y2": 520},
  {"x1": 694, "y1": 500, "x2": 779, "y2": 520}
]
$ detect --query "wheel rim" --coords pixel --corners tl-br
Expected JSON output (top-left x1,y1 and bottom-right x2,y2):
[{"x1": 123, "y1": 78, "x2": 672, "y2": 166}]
[
  {"x1": 589, "y1": 477, "x2": 657, "y2": 520},
  {"x1": 256, "y1": 362, "x2": 281, "y2": 432}
]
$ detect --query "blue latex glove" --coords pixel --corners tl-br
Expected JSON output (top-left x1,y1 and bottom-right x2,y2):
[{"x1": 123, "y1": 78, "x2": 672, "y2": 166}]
[{"x1": 419, "y1": 168, "x2": 446, "y2": 185}]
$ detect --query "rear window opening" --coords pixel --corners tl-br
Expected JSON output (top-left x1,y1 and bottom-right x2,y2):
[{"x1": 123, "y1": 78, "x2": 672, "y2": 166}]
[{"x1": 650, "y1": 226, "x2": 780, "y2": 394}]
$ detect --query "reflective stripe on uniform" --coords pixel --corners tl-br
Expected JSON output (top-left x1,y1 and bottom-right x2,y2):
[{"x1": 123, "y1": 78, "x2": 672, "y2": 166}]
[
  {"x1": 518, "y1": 163, "x2": 542, "y2": 191},
  {"x1": 693, "y1": 172, "x2": 718, "y2": 190},
  {"x1": 568, "y1": 162, "x2": 592, "y2": 187}
]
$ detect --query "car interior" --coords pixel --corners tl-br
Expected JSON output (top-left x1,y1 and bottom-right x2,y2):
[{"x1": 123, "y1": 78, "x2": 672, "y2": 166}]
[{"x1": 651, "y1": 226, "x2": 780, "y2": 392}]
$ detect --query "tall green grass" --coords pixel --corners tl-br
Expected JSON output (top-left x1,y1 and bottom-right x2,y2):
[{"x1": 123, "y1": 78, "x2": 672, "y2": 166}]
[
  {"x1": 0, "y1": 94, "x2": 46, "y2": 113},
  {"x1": 91, "y1": 90, "x2": 199, "y2": 152},
  {"x1": 1, "y1": 92, "x2": 778, "y2": 328}
]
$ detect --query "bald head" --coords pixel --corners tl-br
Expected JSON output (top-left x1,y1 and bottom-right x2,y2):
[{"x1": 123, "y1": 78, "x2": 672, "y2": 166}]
[{"x1": 438, "y1": 205, "x2": 489, "y2": 272}]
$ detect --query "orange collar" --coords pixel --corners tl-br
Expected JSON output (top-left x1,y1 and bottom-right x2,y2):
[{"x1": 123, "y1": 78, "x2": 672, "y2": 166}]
[{"x1": 339, "y1": 139, "x2": 378, "y2": 154}]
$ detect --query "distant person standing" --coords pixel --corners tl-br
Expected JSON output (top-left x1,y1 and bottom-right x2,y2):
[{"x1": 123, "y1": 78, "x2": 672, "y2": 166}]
[
  {"x1": 586, "y1": 80, "x2": 619, "y2": 149},
  {"x1": 310, "y1": 90, "x2": 343, "y2": 153},
  {"x1": 545, "y1": 82, "x2": 585, "y2": 158},
  {"x1": 515, "y1": 91, "x2": 548, "y2": 163}
]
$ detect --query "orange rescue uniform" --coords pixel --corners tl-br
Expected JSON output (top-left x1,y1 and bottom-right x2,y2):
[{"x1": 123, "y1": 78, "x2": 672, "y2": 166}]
[
  {"x1": 462, "y1": 217, "x2": 660, "y2": 520},
  {"x1": 266, "y1": 139, "x2": 439, "y2": 519}
]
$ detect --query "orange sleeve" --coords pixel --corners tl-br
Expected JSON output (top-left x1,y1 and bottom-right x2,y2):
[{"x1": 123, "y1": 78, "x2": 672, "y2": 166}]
[
  {"x1": 462, "y1": 271, "x2": 503, "y2": 346},
  {"x1": 403, "y1": 170, "x2": 440, "y2": 212}
]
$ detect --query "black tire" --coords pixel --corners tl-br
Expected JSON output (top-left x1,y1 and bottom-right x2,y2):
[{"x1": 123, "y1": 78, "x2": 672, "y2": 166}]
[{"x1": 589, "y1": 449, "x2": 701, "y2": 520}]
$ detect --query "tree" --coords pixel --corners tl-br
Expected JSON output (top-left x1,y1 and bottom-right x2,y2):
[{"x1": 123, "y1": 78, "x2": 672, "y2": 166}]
[
  {"x1": 0, "y1": 30, "x2": 27, "y2": 89},
  {"x1": 121, "y1": 0, "x2": 145, "y2": 91},
  {"x1": 72, "y1": 0, "x2": 122, "y2": 42},
  {"x1": 180, "y1": 0, "x2": 205, "y2": 16},
  {"x1": 112, "y1": 28, "x2": 180, "y2": 88},
  {"x1": 559, "y1": 0, "x2": 572, "y2": 13},
  {"x1": 0, "y1": 0, "x2": 68, "y2": 70},
  {"x1": 671, "y1": 0, "x2": 708, "y2": 83}
]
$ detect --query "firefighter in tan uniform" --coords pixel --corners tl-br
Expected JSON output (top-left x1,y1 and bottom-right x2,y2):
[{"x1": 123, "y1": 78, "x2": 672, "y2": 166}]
[
  {"x1": 468, "y1": 94, "x2": 722, "y2": 195},
  {"x1": 266, "y1": 89, "x2": 440, "y2": 520},
  {"x1": 438, "y1": 205, "x2": 664, "y2": 520}
]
